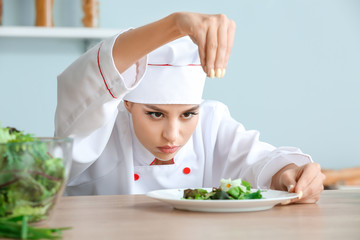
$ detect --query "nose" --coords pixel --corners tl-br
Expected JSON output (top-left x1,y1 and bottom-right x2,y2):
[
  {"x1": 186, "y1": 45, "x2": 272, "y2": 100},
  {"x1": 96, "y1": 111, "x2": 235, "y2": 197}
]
[{"x1": 162, "y1": 119, "x2": 180, "y2": 144}]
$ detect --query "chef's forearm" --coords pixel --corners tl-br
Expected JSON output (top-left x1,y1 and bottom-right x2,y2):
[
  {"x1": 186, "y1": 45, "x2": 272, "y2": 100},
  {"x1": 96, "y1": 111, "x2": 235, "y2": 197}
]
[{"x1": 112, "y1": 13, "x2": 184, "y2": 73}]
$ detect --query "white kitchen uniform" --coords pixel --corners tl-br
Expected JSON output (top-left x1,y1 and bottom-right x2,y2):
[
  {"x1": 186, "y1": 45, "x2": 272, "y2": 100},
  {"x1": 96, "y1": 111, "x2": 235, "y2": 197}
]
[{"x1": 55, "y1": 30, "x2": 312, "y2": 196}]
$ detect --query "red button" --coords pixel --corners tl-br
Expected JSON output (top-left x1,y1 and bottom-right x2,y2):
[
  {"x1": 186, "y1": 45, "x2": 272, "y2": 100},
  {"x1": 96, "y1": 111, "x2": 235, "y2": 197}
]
[
  {"x1": 134, "y1": 174, "x2": 140, "y2": 181},
  {"x1": 183, "y1": 167, "x2": 191, "y2": 174}
]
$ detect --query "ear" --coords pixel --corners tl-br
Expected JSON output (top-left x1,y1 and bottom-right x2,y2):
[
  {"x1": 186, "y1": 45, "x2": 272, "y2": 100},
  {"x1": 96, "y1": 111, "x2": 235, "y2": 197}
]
[{"x1": 123, "y1": 100, "x2": 133, "y2": 113}]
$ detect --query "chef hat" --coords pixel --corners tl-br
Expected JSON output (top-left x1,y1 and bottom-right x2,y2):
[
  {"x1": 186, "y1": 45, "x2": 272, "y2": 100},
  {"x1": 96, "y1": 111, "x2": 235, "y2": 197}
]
[{"x1": 123, "y1": 36, "x2": 206, "y2": 104}]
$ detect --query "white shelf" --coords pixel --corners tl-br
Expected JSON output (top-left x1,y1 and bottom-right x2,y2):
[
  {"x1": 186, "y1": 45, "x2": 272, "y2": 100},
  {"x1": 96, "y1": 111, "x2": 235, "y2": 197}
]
[{"x1": 0, "y1": 26, "x2": 121, "y2": 39}]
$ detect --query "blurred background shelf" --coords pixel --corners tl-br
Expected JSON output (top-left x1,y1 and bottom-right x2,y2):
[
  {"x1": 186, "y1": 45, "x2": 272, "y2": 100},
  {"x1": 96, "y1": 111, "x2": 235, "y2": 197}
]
[{"x1": 0, "y1": 26, "x2": 120, "y2": 39}]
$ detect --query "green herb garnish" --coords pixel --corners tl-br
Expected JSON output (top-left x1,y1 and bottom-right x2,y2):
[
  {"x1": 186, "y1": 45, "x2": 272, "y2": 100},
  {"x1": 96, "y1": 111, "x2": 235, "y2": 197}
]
[{"x1": 0, "y1": 215, "x2": 71, "y2": 239}]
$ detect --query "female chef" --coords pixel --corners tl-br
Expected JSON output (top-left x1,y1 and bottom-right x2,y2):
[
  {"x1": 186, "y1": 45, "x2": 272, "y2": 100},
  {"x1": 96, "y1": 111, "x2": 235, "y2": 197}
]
[{"x1": 55, "y1": 12, "x2": 324, "y2": 203}]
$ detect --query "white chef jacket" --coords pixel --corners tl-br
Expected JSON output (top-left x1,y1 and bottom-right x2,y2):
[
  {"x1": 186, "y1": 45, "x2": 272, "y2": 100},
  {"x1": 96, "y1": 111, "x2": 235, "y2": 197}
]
[{"x1": 55, "y1": 30, "x2": 312, "y2": 196}]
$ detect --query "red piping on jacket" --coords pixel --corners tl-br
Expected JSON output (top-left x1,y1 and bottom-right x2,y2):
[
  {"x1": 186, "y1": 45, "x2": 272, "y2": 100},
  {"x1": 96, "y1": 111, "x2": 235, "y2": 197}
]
[
  {"x1": 148, "y1": 64, "x2": 201, "y2": 67},
  {"x1": 97, "y1": 42, "x2": 117, "y2": 99},
  {"x1": 150, "y1": 158, "x2": 175, "y2": 166}
]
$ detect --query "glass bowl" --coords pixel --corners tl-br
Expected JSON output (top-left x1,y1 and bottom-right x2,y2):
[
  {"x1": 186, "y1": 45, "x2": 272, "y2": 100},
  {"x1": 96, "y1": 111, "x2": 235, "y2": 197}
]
[{"x1": 0, "y1": 137, "x2": 73, "y2": 223}]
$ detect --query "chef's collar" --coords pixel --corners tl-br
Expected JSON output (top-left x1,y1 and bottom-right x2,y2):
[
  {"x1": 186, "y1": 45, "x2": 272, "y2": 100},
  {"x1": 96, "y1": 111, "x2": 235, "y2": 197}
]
[{"x1": 123, "y1": 36, "x2": 206, "y2": 104}]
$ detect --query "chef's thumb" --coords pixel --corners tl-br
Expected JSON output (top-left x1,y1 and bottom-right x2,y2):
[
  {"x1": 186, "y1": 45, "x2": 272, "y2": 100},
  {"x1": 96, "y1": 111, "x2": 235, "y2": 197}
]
[
  {"x1": 287, "y1": 184, "x2": 296, "y2": 193},
  {"x1": 280, "y1": 182, "x2": 298, "y2": 205},
  {"x1": 281, "y1": 171, "x2": 297, "y2": 193}
]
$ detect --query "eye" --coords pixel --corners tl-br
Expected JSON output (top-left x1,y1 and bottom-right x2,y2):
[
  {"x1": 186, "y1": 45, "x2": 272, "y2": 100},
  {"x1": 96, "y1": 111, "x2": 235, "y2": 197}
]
[
  {"x1": 146, "y1": 112, "x2": 164, "y2": 119},
  {"x1": 182, "y1": 112, "x2": 198, "y2": 119}
]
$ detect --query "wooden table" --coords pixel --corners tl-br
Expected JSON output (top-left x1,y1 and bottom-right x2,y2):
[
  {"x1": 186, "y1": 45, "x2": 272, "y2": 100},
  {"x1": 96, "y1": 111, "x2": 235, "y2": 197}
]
[{"x1": 47, "y1": 190, "x2": 360, "y2": 240}]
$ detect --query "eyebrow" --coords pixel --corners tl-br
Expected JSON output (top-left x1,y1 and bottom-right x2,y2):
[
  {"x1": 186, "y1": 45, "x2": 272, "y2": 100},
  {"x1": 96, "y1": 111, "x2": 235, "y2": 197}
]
[
  {"x1": 144, "y1": 104, "x2": 199, "y2": 114},
  {"x1": 183, "y1": 105, "x2": 200, "y2": 112}
]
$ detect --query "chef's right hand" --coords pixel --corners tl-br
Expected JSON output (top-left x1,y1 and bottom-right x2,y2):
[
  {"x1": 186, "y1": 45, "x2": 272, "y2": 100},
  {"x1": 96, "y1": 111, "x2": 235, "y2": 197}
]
[{"x1": 174, "y1": 12, "x2": 236, "y2": 78}]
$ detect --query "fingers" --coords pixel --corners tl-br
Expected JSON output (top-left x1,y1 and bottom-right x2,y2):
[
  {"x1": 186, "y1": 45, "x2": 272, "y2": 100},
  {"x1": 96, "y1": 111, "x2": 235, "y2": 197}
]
[
  {"x1": 278, "y1": 163, "x2": 325, "y2": 205},
  {"x1": 192, "y1": 35, "x2": 207, "y2": 74},
  {"x1": 291, "y1": 163, "x2": 325, "y2": 204},
  {"x1": 205, "y1": 14, "x2": 235, "y2": 79},
  {"x1": 278, "y1": 167, "x2": 298, "y2": 192},
  {"x1": 278, "y1": 168, "x2": 298, "y2": 205},
  {"x1": 295, "y1": 163, "x2": 322, "y2": 193},
  {"x1": 295, "y1": 164, "x2": 325, "y2": 203},
  {"x1": 213, "y1": 16, "x2": 229, "y2": 78},
  {"x1": 224, "y1": 20, "x2": 236, "y2": 73},
  {"x1": 205, "y1": 21, "x2": 218, "y2": 78},
  {"x1": 295, "y1": 174, "x2": 324, "y2": 203},
  {"x1": 177, "y1": 13, "x2": 235, "y2": 78}
]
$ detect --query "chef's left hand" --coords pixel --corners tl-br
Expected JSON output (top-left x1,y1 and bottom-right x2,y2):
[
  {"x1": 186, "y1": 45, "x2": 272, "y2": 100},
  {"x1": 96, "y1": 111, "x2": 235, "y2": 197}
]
[{"x1": 270, "y1": 163, "x2": 325, "y2": 204}]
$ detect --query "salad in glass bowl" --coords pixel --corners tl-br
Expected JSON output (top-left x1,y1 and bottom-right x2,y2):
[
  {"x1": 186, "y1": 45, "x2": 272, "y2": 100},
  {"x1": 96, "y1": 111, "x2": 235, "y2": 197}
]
[{"x1": 0, "y1": 125, "x2": 73, "y2": 224}]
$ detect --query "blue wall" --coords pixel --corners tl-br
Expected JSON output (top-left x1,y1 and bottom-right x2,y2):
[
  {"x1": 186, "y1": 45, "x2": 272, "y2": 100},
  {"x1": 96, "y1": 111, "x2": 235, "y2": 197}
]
[{"x1": 1, "y1": 0, "x2": 359, "y2": 169}]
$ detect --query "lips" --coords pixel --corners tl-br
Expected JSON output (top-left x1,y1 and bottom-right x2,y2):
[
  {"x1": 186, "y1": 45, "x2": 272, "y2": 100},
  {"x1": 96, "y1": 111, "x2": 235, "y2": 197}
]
[{"x1": 157, "y1": 146, "x2": 180, "y2": 154}]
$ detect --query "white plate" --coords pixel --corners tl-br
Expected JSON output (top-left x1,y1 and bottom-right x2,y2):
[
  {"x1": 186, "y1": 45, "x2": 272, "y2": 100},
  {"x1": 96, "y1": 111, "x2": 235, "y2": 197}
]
[{"x1": 146, "y1": 188, "x2": 299, "y2": 212}]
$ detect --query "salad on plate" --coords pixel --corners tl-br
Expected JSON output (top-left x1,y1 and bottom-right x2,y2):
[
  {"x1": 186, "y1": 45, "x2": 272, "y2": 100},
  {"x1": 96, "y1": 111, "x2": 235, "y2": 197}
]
[{"x1": 183, "y1": 178, "x2": 263, "y2": 200}]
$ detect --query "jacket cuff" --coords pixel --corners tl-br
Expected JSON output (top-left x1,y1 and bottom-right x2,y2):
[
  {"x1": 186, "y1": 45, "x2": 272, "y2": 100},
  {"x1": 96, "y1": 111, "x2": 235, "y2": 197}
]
[
  {"x1": 256, "y1": 147, "x2": 313, "y2": 188},
  {"x1": 97, "y1": 29, "x2": 147, "y2": 99}
]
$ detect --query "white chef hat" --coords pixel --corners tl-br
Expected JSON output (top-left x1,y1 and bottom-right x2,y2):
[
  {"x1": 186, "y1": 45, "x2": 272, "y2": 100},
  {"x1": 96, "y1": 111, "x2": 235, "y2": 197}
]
[{"x1": 123, "y1": 36, "x2": 206, "y2": 104}]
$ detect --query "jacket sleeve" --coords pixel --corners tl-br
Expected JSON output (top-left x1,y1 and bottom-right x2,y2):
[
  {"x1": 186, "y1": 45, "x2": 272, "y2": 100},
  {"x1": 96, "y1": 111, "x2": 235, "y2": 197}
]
[
  {"x1": 209, "y1": 101, "x2": 312, "y2": 189},
  {"x1": 55, "y1": 29, "x2": 147, "y2": 176}
]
